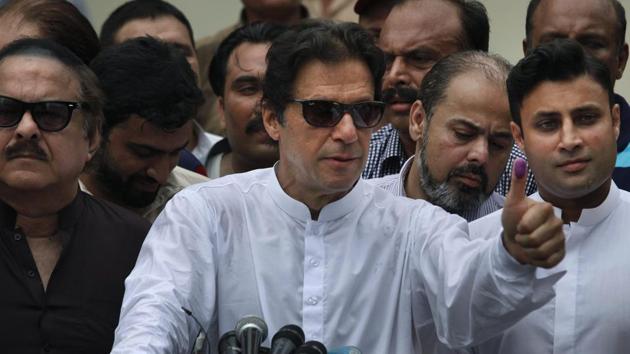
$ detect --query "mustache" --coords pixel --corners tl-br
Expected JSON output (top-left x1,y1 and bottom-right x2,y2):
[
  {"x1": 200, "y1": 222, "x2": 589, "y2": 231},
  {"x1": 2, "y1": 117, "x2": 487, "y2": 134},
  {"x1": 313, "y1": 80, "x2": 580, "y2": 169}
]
[
  {"x1": 382, "y1": 85, "x2": 418, "y2": 105},
  {"x1": 5, "y1": 140, "x2": 47, "y2": 161},
  {"x1": 448, "y1": 163, "x2": 489, "y2": 191},
  {"x1": 245, "y1": 110, "x2": 266, "y2": 135}
]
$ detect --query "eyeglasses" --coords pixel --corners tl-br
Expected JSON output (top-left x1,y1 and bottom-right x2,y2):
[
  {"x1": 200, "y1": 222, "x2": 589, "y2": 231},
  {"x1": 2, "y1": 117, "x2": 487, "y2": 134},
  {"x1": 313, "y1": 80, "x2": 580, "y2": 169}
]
[
  {"x1": 291, "y1": 99, "x2": 385, "y2": 128},
  {"x1": 0, "y1": 95, "x2": 84, "y2": 132}
]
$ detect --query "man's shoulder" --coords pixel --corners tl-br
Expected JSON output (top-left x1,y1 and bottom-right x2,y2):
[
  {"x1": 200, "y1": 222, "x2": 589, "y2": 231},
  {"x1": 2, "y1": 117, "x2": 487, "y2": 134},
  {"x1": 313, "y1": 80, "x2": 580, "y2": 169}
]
[
  {"x1": 79, "y1": 191, "x2": 151, "y2": 236},
  {"x1": 180, "y1": 167, "x2": 274, "y2": 199},
  {"x1": 365, "y1": 174, "x2": 403, "y2": 196},
  {"x1": 170, "y1": 166, "x2": 210, "y2": 187}
]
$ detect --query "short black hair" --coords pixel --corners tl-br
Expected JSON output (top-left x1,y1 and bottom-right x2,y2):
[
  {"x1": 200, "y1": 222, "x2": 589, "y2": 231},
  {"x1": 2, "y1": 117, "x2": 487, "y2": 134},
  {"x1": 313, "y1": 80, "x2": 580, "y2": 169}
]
[
  {"x1": 446, "y1": 0, "x2": 490, "y2": 52},
  {"x1": 0, "y1": 38, "x2": 103, "y2": 139},
  {"x1": 90, "y1": 36, "x2": 203, "y2": 135},
  {"x1": 0, "y1": 0, "x2": 100, "y2": 64},
  {"x1": 507, "y1": 39, "x2": 614, "y2": 127},
  {"x1": 525, "y1": 0, "x2": 627, "y2": 52},
  {"x1": 420, "y1": 51, "x2": 512, "y2": 124},
  {"x1": 100, "y1": 0, "x2": 195, "y2": 48},
  {"x1": 263, "y1": 20, "x2": 385, "y2": 122},
  {"x1": 209, "y1": 22, "x2": 286, "y2": 97}
]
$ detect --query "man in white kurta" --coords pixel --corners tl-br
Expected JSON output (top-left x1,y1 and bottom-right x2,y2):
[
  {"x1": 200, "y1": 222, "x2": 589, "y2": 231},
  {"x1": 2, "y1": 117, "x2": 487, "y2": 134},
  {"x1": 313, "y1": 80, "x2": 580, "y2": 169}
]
[
  {"x1": 111, "y1": 21, "x2": 566, "y2": 354},
  {"x1": 468, "y1": 39, "x2": 629, "y2": 353}
]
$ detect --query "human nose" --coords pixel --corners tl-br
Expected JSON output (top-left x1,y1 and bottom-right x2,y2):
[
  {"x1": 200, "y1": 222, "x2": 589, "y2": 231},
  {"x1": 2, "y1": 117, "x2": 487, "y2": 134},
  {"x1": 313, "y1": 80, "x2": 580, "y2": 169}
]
[
  {"x1": 146, "y1": 155, "x2": 176, "y2": 185},
  {"x1": 467, "y1": 137, "x2": 489, "y2": 165},
  {"x1": 331, "y1": 113, "x2": 359, "y2": 144},
  {"x1": 558, "y1": 120, "x2": 582, "y2": 152},
  {"x1": 14, "y1": 111, "x2": 41, "y2": 140},
  {"x1": 383, "y1": 56, "x2": 410, "y2": 87}
]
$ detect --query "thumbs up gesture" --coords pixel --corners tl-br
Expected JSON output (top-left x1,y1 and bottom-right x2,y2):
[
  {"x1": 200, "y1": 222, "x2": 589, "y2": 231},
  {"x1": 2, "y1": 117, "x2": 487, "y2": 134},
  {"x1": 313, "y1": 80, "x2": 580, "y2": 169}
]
[{"x1": 501, "y1": 158, "x2": 565, "y2": 268}]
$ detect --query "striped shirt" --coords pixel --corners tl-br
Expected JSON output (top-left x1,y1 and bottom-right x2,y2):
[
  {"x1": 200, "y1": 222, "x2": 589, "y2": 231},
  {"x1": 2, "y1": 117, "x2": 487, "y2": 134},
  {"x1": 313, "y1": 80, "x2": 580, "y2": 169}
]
[{"x1": 367, "y1": 157, "x2": 505, "y2": 222}]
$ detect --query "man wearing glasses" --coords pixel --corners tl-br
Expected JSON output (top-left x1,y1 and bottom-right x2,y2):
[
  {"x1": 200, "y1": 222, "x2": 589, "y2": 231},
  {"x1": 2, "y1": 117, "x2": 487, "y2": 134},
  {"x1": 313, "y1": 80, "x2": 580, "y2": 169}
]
[
  {"x1": 0, "y1": 38, "x2": 149, "y2": 353},
  {"x1": 112, "y1": 22, "x2": 566, "y2": 354}
]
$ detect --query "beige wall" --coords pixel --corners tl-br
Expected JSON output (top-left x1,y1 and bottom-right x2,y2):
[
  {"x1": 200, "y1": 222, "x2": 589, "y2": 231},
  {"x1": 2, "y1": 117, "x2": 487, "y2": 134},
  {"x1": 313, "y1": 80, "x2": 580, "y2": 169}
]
[{"x1": 84, "y1": 0, "x2": 630, "y2": 98}]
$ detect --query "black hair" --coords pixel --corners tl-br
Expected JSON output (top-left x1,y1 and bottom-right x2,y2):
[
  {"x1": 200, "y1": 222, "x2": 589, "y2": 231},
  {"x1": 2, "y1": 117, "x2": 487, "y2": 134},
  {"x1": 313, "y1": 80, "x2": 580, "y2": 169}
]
[
  {"x1": 90, "y1": 36, "x2": 203, "y2": 135},
  {"x1": 209, "y1": 22, "x2": 286, "y2": 97},
  {"x1": 420, "y1": 51, "x2": 512, "y2": 123},
  {"x1": 0, "y1": 0, "x2": 100, "y2": 64},
  {"x1": 100, "y1": 0, "x2": 195, "y2": 48},
  {"x1": 507, "y1": 39, "x2": 614, "y2": 126},
  {"x1": 446, "y1": 0, "x2": 490, "y2": 52},
  {"x1": 263, "y1": 20, "x2": 385, "y2": 122},
  {"x1": 0, "y1": 38, "x2": 103, "y2": 139},
  {"x1": 525, "y1": 0, "x2": 626, "y2": 52}
]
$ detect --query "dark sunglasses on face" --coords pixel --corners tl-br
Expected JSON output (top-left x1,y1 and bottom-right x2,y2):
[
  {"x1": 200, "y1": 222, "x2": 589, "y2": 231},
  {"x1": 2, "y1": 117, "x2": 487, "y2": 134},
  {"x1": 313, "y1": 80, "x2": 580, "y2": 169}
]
[
  {"x1": 291, "y1": 99, "x2": 385, "y2": 128},
  {"x1": 0, "y1": 95, "x2": 84, "y2": 132}
]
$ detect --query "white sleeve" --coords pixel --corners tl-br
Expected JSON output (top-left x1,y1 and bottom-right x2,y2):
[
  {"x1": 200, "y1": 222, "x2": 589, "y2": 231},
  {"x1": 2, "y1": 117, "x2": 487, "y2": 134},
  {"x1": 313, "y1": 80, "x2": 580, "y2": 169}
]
[
  {"x1": 412, "y1": 206, "x2": 564, "y2": 349},
  {"x1": 111, "y1": 189, "x2": 218, "y2": 354}
]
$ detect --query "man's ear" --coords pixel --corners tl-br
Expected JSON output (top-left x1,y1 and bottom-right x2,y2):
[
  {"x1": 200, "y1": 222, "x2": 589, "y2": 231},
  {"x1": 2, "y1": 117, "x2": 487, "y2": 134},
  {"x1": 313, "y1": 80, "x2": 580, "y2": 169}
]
[
  {"x1": 262, "y1": 101, "x2": 281, "y2": 141},
  {"x1": 511, "y1": 121, "x2": 525, "y2": 152},
  {"x1": 616, "y1": 42, "x2": 629, "y2": 80},
  {"x1": 409, "y1": 100, "x2": 425, "y2": 143},
  {"x1": 218, "y1": 96, "x2": 226, "y2": 125},
  {"x1": 612, "y1": 103, "x2": 621, "y2": 140},
  {"x1": 86, "y1": 129, "x2": 101, "y2": 162},
  {"x1": 522, "y1": 38, "x2": 529, "y2": 56}
]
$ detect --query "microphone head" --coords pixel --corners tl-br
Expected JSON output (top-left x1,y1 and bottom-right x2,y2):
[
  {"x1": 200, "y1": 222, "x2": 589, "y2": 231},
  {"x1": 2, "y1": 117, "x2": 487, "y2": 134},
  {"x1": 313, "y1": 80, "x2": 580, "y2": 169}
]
[
  {"x1": 235, "y1": 315, "x2": 268, "y2": 341},
  {"x1": 218, "y1": 330, "x2": 239, "y2": 352},
  {"x1": 296, "y1": 340, "x2": 327, "y2": 354},
  {"x1": 329, "y1": 346, "x2": 362, "y2": 354},
  {"x1": 271, "y1": 324, "x2": 305, "y2": 348}
]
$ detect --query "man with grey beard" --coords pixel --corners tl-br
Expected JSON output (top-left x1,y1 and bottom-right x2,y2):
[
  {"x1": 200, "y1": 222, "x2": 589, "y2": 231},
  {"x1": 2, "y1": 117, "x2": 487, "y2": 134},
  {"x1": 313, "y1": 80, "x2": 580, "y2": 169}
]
[{"x1": 370, "y1": 51, "x2": 513, "y2": 221}]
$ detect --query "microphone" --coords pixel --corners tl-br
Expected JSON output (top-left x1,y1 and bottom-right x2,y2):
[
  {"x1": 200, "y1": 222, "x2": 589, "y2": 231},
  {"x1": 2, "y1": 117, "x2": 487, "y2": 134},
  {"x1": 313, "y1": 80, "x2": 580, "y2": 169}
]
[
  {"x1": 219, "y1": 330, "x2": 241, "y2": 354},
  {"x1": 270, "y1": 324, "x2": 305, "y2": 354},
  {"x1": 295, "y1": 340, "x2": 327, "y2": 354},
  {"x1": 329, "y1": 346, "x2": 361, "y2": 354},
  {"x1": 235, "y1": 315, "x2": 268, "y2": 354}
]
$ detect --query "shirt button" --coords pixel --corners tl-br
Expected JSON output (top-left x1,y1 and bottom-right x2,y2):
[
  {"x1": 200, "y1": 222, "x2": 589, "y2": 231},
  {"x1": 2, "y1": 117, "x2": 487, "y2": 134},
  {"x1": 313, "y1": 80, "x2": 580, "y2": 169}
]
[
  {"x1": 307, "y1": 296, "x2": 319, "y2": 305},
  {"x1": 27, "y1": 270, "x2": 36, "y2": 278},
  {"x1": 43, "y1": 343, "x2": 51, "y2": 352},
  {"x1": 309, "y1": 258, "x2": 320, "y2": 267},
  {"x1": 13, "y1": 233, "x2": 22, "y2": 241}
]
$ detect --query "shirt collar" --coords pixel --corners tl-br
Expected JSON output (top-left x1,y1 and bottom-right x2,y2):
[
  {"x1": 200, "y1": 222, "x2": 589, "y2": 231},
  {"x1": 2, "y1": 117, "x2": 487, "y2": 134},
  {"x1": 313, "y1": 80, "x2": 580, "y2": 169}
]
[
  {"x1": 397, "y1": 156, "x2": 415, "y2": 197},
  {"x1": 531, "y1": 181, "x2": 621, "y2": 227},
  {"x1": 208, "y1": 138, "x2": 232, "y2": 158},
  {"x1": 268, "y1": 163, "x2": 365, "y2": 222},
  {"x1": 381, "y1": 125, "x2": 406, "y2": 164},
  {"x1": 0, "y1": 190, "x2": 85, "y2": 245}
]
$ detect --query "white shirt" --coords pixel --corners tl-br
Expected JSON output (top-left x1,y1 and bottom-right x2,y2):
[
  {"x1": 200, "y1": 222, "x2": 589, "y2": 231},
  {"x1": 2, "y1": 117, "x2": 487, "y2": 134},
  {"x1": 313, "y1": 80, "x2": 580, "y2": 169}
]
[
  {"x1": 111, "y1": 167, "x2": 563, "y2": 354},
  {"x1": 468, "y1": 182, "x2": 630, "y2": 354},
  {"x1": 190, "y1": 121, "x2": 222, "y2": 170},
  {"x1": 369, "y1": 157, "x2": 504, "y2": 222}
]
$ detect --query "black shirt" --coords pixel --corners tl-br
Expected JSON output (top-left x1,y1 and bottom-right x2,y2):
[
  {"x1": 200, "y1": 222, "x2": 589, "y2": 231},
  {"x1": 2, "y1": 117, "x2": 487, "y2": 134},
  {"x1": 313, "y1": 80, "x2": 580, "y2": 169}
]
[{"x1": 0, "y1": 191, "x2": 150, "y2": 354}]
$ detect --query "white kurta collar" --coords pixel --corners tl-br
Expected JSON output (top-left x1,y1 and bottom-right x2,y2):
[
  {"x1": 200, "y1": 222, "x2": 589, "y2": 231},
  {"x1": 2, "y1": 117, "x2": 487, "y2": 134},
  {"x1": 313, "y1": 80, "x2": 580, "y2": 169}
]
[
  {"x1": 531, "y1": 181, "x2": 621, "y2": 227},
  {"x1": 268, "y1": 164, "x2": 366, "y2": 222}
]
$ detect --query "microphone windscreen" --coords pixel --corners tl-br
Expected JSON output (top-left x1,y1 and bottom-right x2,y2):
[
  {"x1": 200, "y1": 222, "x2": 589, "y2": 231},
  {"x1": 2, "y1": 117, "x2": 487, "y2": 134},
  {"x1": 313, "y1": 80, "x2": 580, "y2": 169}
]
[
  {"x1": 235, "y1": 315, "x2": 268, "y2": 340},
  {"x1": 272, "y1": 324, "x2": 305, "y2": 347},
  {"x1": 295, "y1": 340, "x2": 327, "y2": 354},
  {"x1": 218, "y1": 330, "x2": 240, "y2": 354}
]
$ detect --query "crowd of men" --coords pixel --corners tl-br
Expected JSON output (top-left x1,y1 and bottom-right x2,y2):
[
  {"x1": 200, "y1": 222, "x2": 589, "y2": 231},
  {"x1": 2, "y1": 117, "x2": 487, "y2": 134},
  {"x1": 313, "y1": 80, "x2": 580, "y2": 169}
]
[{"x1": 0, "y1": 0, "x2": 627, "y2": 353}]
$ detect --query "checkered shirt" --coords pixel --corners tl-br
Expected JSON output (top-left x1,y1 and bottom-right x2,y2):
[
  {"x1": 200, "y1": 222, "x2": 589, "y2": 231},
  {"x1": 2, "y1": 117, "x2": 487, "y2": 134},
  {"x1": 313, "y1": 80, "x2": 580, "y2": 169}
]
[{"x1": 362, "y1": 124, "x2": 408, "y2": 179}]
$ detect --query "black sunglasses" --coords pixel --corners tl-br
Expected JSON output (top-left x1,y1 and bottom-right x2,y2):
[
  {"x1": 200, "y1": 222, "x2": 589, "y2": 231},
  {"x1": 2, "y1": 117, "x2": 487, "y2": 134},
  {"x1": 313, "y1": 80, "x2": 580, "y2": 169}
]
[
  {"x1": 0, "y1": 95, "x2": 84, "y2": 132},
  {"x1": 291, "y1": 99, "x2": 385, "y2": 128}
]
